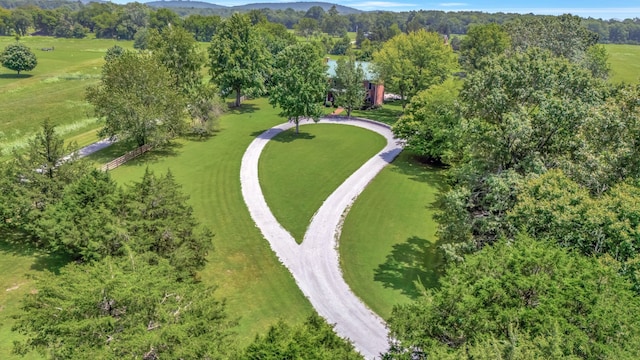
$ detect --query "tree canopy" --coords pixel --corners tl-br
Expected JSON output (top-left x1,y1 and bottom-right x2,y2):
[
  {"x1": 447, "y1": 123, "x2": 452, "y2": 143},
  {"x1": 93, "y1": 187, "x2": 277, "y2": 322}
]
[
  {"x1": 86, "y1": 51, "x2": 186, "y2": 146},
  {"x1": 13, "y1": 256, "x2": 236, "y2": 359},
  {"x1": 1, "y1": 42, "x2": 37, "y2": 74},
  {"x1": 386, "y1": 237, "x2": 640, "y2": 359},
  {"x1": 333, "y1": 54, "x2": 366, "y2": 118},
  {"x1": 373, "y1": 29, "x2": 455, "y2": 110},
  {"x1": 209, "y1": 13, "x2": 269, "y2": 107},
  {"x1": 268, "y1": 42, "x2": 328, "y2": 133}
]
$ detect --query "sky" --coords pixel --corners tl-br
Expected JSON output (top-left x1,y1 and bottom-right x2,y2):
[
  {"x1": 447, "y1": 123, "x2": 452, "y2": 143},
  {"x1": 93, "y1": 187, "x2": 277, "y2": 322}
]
[{"x1": 127, "y1": 0, "x2": 640, "y2": 20}]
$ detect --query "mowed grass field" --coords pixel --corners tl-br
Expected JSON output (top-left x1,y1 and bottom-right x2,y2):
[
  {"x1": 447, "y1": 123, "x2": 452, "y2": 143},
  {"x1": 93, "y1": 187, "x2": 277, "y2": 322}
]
[
  {"x1": 339, "y1": 152, "x2": 446, "y2": 318},
  {"x1": 96, "y1": 98, "x2": 315, "y2": 345},
  {"x1": 0, "y1": 36, "x2": 132, "y2": 155},
  {"x1": 604, "y1": 44, "x2": 640, "y2": 84},
  {"x1": 259, "y1": 124, "x2": 386, "y2": 242}
]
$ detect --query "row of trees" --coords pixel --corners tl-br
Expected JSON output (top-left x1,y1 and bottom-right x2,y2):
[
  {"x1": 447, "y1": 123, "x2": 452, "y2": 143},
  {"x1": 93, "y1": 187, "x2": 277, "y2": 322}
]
[
  {"x1": 386, "y1": 14, "x2": 640, "y2": 358},
  {"x1": 3, "y1": 1, "x2": 640, "y2": 44}
]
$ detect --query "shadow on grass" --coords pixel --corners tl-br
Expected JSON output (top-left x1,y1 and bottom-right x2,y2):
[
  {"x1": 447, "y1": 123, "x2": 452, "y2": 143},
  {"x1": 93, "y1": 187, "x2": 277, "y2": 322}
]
[
  {"x1": 249, "y1": 128, "x2": 316, "y2": 142},
  {"x1": 374, "y1": 236, "x2": 443, "y2": 299},
  {"x1": 389, "y1": 153, "x2": 448, "y2": 192},
  {"x1": 85, "y1": 140, "x2": 184, "y2": 168},
  {"x1": 0, "y1": 73, "x2": 33, "y2": 79},
  {"x1": 0, "y1": 231, "x2": 70, "y2": 275},
  {"x1": 227, "y1": 102, "x2": 259, "y2": 115},
  {"x1": 352, "y1": 101, "x2": 404, "y2": 125}
]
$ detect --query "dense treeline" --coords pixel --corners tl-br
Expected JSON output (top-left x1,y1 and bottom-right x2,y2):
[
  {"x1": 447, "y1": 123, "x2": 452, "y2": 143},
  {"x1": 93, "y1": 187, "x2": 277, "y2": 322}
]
[
  {"x1": 387, "y1": 14, "x2": 640, "y2": 358},
  {"x1": 2, "y1": 0, "x2": 640, "y2": 43}
]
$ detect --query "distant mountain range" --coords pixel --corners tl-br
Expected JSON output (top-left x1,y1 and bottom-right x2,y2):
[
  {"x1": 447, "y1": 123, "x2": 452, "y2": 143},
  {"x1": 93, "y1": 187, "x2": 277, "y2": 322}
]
[{"x1": 144, "y1": 1, "x2": 362, "y2": 14}]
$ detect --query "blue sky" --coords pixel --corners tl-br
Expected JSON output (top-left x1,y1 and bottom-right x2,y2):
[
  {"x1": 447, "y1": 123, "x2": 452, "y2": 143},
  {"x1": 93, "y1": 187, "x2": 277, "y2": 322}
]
[{"x1": 130, "y1": 0, "x2": 640, "y2": 20}]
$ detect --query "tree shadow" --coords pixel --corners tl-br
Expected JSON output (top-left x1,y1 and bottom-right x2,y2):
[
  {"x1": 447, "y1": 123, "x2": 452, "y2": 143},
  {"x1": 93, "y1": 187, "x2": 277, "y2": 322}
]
[
  {"x1": 0, "y1": 231, "x2": 70, "y2": 275},
  {"x1": 227, "y1": 102, "x2": 259, "y2": 115},
  {"x1": 249, "y1": 128, "x2": 316, "y2": 142},
  {"x1": 0, "y1": 73, "x2": 33, "y2": 79},
  {"x1": 270, "y1": 130, "x2": 316, "y2": 143},
  {"x1": 126, "y1": 141, "x2": 184, "y2": 166},
  {"x1": 374, "y1": 236, "x2": 443, "y2": 299},
  {"x1": 389, "y1": 152, "x2": 448, "y2": 192}
]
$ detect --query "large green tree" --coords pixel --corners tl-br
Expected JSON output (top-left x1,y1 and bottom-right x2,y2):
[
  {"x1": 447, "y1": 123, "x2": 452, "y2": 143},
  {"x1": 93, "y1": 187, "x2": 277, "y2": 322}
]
[
  {"x1": 269, "y1": 42, "x2": 328, "y2": 134},
  {"x1": 0, "y1": 120, "x2": 89, "y2": 242},
  {"x1": 459, "y1": 23, "x2": 510, "y2": 72},
  {"x1": 392, "y1": 79, "x2": 462, "y2": 163},
  {"x1": 373, "y1": 29, "x2": 455, "y2": 110},
  {"x1": 333, "y1": 54, "x2": 366, "y2": 118},
  {"x1": 386, "y1": 237, "x2": 640, "y2": 359},
  {"x1": 209, "y1": 13, "x2": 269, "y2": 107},
  {"x1": 1, "y1": 42, "x2": 37, "y2": 75},
  {"x1": 148, "y1": 26, "x2": 222, "y2": 133},
  {"x1": 13, "y1": 256, "x2": 236, "y2": 359},
  {"x1": 86, "y1": 51, "x2": 186, "y2": 146}
]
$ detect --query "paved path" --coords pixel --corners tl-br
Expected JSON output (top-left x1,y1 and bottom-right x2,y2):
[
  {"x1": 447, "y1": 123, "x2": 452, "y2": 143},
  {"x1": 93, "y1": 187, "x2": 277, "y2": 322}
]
[{"x1": 240, "y1": 117, "x2": 404, "y2": 359}]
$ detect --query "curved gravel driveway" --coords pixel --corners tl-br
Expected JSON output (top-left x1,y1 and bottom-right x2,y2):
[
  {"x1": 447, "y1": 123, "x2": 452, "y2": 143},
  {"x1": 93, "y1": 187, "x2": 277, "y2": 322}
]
[{"x1": 240, "y1": 117, "x2": 404, "y2": 359}]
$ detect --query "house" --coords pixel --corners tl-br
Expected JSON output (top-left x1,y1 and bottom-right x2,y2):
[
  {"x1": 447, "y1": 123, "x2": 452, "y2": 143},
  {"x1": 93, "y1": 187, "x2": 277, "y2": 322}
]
[{"x1": 325, "y1": 59, "x2": 384, "y2": 107}]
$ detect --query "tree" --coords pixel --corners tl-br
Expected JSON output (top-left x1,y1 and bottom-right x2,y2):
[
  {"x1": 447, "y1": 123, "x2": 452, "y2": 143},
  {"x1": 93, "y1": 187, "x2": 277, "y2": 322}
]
[
  {"x1": 373, "y1": 29, "x2": 455, "y2": 110},
  {"x1": 13, "y1": 256, "x2": 236, "y2": 359},
  {"x1": 333, "y1": 55, "x2": 365, "y2": 118},
  {"x1": 1, "y1": 42, "x2": 37, "y2": 75},
  {"x1": 103, "y1": 45, "x2": 124, "y2": 62},
  {"x1": 459, "y1": 23, "x2": 510, "y2": 72},
  {"x1": 505, "y1": 14, "x2": 599, "y2": 63},
  {"x1": 385, "y1": 237, "x2": 640, "y2": 359},
  {"x1": 392, "y1": 79, "x2": 462, "y2": 162},
  {"x1": 209, "y1": 13, "x2": 269, "y2": 107},
  {"x1": 35, "y1": 169, "x2": 123, "y2": 261},
  {"x1": 244, "y1": 313, "x2": 362, "y2": 359},
  {"x1": 120, "y1": 169, "x2": 213, "y2": 280},
  {"x1": 322, "y1": 5, "x2": 348, "y2": 36},
  {"x1": 86, "y1": 51, "x2": 186, "y2": 146},
  {"x1": 0, "y1": 120, "x2": 89, "y2": 243},
  {"x1": 295, "y1": 17, "x2": 319, "y2": 39},
  {"x1": 11, "y1": 8, "x2": 32, "y2": 36},
  {"x1": 148, "y1": 26, "x2": 205, "y2": 95},
  {"x1": 269, "y1": 43, "x2": 327, "y2": 134}
]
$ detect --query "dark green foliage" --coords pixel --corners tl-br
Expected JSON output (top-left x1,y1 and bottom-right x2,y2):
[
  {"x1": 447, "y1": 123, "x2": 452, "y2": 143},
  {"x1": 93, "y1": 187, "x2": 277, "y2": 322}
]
[
  {"x1": 509, "y1": 170, "x2": 640, "y2": 263},
  {"x1": 103, "y1": 45, "x2": 124, "y2": 62},
  {"x1": 244, "y1": 314, "x2": 362, "y2": 359},
  {"x1": 268, "y1": 42, "x2": 328, "y2": 133},
  {"x1": 330, "y1": 34, "x2": 351, "y2": 55},
  {"x1": 13, "y1": 256, "x2": 236, "y2": 359},
  {"x1": 333, "y1": 55, "x2": 366, "y2": 117},
  {"x1": 87, "y1": 51, "x2": 186, "y2": 146},
  {"x1": 35, "y1": 169, "x2": 124, "y2": 261},
  {"x1": 386, "y1": 237, "x2": 640, "y2": 359},
  {"x1": 209, "y1": 13, "x2": 269, "y2": 107},
  {"x1": 459, "y1": 23, "x2": 510, "y2": 71},
  {"x1": 120, "y1": 169, "x2": 212, "y2": 280},
  {"x1": 1, "y1": 42, "x2": 37, "y2": 74},
  {"x1": 392, "y1": 79, "x2": 461, "y2": 162},
  {"x1": 0, "y1": 120, "x2": 89, "y2": 243}
]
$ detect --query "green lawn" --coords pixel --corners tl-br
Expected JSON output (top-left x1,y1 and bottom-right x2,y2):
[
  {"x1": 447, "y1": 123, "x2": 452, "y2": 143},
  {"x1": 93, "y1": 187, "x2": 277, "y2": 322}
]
[
  {"x1": 99, "y1": 98, "x2": 314, "y2": 345},
  {"x1": 258, "y1": 123, "x2": 386, "y2": 242},
  {"x1": 0, "y1": 36, "x2": 132, "y2": 156},
  {"x1": 0, "y1": 236, "x2": 69, "y2": 360},
  {"x1": 605, "y1": 44, "x2": 640, "y2": 84},
  {"x1": 351, "y1": 100, "x2": 404, "y2": 126},
  {"x1": 339, "y1": 151, "x2": 446, "y2": 319}
]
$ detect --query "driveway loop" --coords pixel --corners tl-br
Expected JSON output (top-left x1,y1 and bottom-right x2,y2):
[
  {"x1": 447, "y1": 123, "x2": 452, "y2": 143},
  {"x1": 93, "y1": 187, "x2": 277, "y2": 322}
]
[{"x1": 240, "y1": 117, "x2": 404, "y2": 359}]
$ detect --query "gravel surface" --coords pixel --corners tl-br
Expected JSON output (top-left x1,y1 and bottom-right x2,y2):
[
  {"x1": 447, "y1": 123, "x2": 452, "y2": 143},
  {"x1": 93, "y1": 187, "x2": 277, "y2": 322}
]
[{"x1": 240, "y1": 117, "x2": 404, "y2": 359}]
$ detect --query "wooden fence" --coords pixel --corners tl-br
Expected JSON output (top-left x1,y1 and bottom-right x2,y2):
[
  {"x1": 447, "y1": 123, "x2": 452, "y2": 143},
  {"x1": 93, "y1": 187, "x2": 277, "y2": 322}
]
[{"x1": 101, "y1": 144, "x2": 152, "y2": 172}]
